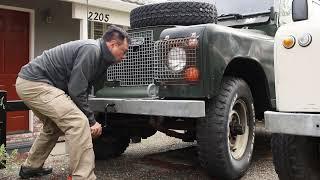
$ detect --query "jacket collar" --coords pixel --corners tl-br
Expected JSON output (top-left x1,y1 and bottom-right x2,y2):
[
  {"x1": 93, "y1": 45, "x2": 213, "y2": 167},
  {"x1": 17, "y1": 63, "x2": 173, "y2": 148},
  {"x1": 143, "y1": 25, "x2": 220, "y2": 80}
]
[{"x1": 99, "y1": 38, "x2": 116, "y2": 66}]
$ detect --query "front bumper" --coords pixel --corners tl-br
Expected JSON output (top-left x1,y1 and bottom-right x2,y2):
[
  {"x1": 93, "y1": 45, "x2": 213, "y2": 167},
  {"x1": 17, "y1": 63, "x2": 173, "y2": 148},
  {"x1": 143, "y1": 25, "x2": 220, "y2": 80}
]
[
  {"x1": 265, "y1": 111, "x2": 320, "y2": 137},
  {"x1": 89, "y1": 97, "x2": 205, "y2": 118}
]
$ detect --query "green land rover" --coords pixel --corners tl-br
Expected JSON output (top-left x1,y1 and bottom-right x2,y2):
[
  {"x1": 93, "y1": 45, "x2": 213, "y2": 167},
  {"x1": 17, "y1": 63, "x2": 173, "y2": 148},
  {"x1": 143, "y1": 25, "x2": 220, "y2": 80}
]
[{"x1": 89, "y1": 0, "x2": 284, "y2": 179}]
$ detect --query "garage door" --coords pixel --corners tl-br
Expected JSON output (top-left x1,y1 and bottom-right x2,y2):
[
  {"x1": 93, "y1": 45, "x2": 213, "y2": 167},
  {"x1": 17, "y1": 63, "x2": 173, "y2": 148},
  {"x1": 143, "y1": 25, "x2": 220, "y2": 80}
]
[{"x1": 0, "y1": 8, "x2": 29, "y2": 133}]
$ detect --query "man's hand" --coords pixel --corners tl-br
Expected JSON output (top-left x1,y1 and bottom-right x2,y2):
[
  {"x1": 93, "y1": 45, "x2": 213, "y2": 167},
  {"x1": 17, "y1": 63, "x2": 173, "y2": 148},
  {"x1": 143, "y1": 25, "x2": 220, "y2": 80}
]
[{"x1": 90, "y1": 122, "x2": 102, "y2": 139}]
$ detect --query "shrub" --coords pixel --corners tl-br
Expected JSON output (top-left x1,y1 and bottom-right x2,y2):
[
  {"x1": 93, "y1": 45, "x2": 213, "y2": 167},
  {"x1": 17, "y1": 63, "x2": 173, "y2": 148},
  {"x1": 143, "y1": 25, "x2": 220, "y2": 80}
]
[{"x1": 0, "y1": 144, "x2": 20, "y2": 174}]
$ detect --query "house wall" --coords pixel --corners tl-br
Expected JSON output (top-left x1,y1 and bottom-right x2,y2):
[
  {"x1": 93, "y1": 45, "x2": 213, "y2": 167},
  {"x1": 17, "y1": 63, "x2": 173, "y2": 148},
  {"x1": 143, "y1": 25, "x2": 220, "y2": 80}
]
[{"x1": 1, "y1": 0, "x2": 79, "y2": 57}]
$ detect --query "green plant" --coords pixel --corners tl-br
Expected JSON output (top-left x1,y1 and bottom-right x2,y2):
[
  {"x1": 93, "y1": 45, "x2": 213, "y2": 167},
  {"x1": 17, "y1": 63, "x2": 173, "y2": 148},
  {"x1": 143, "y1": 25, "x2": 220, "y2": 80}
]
[{"x1": 0, "y1": 144, "x2": 20, "y2": 173}]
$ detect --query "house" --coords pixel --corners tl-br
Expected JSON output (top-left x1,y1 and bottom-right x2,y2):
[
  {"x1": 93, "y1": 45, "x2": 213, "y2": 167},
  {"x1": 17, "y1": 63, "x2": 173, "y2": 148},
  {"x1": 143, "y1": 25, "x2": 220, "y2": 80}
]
[{"x1": 0, "y1": 0, "x2": 142, "y2": 150}]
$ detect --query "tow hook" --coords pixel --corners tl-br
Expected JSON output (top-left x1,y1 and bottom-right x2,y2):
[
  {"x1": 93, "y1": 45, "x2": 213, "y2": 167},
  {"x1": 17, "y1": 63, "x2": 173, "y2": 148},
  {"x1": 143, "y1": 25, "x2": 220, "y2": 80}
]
[{"x1": 102, "y1": 104, "x2": 115, "y2": 134}]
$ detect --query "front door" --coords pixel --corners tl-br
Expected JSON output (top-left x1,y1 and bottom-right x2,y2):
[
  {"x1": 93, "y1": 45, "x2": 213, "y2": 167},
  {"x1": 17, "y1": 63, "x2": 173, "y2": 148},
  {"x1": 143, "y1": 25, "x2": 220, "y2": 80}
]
[{"x1": 0, "y1": 8, "x2": 30, "y2": 133}]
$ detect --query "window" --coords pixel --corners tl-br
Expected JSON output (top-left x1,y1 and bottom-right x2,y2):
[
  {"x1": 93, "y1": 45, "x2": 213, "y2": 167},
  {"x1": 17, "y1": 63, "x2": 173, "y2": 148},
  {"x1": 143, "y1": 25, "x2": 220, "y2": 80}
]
[
  {"x1": 215, "y1": 0, "x2": 274, "y2": 16},
  {"x1": 88, "y1": 21, "x2": 129, "y2": 39},
  {"x1": 279, "y1": 0, "x2": 293, "y2": 26}
]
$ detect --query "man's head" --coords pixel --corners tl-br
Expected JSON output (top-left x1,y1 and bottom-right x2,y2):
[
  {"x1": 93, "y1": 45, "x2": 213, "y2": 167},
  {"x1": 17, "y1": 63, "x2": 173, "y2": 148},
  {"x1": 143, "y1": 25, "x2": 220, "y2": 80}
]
[{"x1": 103, "y1": 25, "x2": 130, "y2": 63}]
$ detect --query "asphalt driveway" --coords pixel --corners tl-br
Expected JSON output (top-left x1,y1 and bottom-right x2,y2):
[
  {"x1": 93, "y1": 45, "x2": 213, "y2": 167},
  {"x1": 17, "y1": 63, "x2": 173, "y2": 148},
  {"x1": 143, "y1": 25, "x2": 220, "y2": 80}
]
[{"x1": 0, "y1": 125, "x2": 277, "y2": 180}]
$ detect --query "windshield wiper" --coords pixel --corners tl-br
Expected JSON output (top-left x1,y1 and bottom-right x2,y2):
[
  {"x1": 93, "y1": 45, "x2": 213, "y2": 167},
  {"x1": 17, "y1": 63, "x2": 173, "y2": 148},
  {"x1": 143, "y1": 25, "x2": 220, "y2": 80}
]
[{"x1": 218, "y1": 13, "x2": 244, "y2": 19}]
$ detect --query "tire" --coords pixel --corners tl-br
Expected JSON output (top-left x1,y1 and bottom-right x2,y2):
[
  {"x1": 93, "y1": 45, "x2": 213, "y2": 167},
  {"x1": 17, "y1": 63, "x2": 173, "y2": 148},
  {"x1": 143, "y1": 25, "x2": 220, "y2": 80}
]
[
  {"x1": 130, "y1": 1, "x2": 217, "y2": 28},
  {"x1": 271, "y1": 134, "x2": 320, "y2": 180},
  {"x1": 93, "y1": 133, "x2": 130, "y2": 160},
  {"x1": 197, "y1": 77, "x2": 255, "y2": 179}
]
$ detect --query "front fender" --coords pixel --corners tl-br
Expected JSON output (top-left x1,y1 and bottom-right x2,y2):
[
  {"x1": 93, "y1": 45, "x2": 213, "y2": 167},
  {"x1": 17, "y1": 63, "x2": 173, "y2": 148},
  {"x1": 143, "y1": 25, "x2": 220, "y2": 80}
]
[{"x1": 203, "y1": 24, "x2": 275, "y2": 100}]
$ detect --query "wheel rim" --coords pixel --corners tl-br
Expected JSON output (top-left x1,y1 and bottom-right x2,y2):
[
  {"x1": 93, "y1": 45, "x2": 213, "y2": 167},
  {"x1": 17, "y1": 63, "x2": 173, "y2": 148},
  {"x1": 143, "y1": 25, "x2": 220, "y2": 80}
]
[{"x1": 228, "y1": 99, "x2": 249, "y2": 160}]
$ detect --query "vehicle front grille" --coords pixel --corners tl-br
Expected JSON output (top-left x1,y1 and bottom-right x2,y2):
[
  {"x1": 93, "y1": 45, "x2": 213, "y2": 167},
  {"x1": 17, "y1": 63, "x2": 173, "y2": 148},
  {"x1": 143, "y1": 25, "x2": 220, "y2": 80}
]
[
  {"x1": 107, "y1": 30, "x2": 155, "y2": 86},
  {"x1": 106, "y1": 30, "x2": 198, "y2": 86}
]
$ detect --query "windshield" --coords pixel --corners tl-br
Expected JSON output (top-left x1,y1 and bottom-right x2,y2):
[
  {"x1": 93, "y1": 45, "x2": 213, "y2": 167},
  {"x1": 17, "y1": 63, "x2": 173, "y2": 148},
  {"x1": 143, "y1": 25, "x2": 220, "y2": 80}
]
[
  {"x1": 215, "y1": 0, "x2": 274, "y2": 16},
  {"x1": 278, "y1": 0, "x2": 293, "y2": 25},
  {"x1": 147, "y1": 0, "x2": 274, "y2": 16}
]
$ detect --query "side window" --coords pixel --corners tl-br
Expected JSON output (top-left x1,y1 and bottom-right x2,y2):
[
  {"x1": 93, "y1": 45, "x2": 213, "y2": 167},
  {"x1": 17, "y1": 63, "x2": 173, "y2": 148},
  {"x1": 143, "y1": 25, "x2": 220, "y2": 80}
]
[
  {"x1": 88, "y1": 21, "x2": 129, "y2": 40},
  {"x1": 278, "y1": 0, "x2": 293, "y2": 26}
]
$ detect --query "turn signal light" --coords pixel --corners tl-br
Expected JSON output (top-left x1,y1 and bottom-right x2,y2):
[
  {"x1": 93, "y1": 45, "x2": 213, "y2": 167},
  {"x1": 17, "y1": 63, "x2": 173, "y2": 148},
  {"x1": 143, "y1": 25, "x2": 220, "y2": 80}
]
[
  {"x1": 282, "y1": 36, "x2": 295, "y2": 49},
  {"x1": 184, "y1": 66, "x2": 200, "y2": 82}
]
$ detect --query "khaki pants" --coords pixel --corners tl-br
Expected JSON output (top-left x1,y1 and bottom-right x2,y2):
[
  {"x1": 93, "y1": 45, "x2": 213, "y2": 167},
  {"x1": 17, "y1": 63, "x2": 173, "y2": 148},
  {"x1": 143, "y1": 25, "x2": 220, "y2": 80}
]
[{"x1": 15, "y1": 77, "x2": 96, "y2": 180}]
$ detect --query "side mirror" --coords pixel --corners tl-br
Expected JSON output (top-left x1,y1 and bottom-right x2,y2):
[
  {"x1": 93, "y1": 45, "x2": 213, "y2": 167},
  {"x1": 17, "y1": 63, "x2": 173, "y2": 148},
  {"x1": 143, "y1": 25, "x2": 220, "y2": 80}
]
[{"x1": 292, "y1": 0, "x2": 308, "y2": 21}]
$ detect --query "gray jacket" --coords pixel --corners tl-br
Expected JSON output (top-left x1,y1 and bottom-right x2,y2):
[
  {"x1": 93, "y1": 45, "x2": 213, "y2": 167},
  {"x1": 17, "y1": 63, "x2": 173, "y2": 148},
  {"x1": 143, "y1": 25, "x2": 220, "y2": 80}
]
[{"x1": 18, "y1": 38, "x2": 116, "y2": 126}]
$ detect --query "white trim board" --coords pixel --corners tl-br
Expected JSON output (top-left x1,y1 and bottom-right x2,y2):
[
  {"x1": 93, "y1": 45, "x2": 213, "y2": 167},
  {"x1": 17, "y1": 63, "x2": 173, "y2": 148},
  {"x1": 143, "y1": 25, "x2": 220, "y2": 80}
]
[{"x1": 61, "y1": 0, "x2": 139, "y2": 12}]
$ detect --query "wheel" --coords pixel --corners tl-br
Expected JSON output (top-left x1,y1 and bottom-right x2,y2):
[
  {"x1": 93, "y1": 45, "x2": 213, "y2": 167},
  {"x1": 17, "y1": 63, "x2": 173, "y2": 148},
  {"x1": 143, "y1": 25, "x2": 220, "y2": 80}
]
[
  {"x1": 130, "y1": 1, "x2": 217, "y2": 28},
  {"x1": 271, "y1": 134, "x2": 320, "y2": 180},
  {"x1": 93, "y1": 133, "x2": 130, "y2": 160},
  {"x1": 197, "y1": 77, "x2": 255, "y2": 179}
]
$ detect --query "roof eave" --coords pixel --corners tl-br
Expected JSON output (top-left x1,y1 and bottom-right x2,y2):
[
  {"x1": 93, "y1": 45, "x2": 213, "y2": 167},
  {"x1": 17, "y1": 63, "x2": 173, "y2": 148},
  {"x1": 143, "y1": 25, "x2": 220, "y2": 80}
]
[{"x1": 60, "y1": 0, "x2": 140, "y2": 12}]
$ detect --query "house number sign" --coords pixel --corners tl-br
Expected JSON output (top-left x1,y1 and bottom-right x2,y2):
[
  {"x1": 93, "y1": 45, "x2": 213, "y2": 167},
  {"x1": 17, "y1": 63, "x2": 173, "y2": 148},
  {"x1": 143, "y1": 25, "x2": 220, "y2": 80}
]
[{"x1": 88, "y1": 11, "x2": 110, "y2": 23}]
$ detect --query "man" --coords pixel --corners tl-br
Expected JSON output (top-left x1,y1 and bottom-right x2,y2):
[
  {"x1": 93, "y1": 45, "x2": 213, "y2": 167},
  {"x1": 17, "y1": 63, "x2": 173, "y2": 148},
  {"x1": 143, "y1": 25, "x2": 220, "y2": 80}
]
[{"x1": 15, "y1": 25, "x2": 129, "y2": 179}]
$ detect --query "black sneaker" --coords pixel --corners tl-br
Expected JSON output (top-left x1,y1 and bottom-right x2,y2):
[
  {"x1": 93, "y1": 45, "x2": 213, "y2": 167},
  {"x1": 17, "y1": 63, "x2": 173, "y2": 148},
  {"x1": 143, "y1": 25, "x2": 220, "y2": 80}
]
[{"x1": 19, "y1": 165, "x2": 53, "y2": 179}]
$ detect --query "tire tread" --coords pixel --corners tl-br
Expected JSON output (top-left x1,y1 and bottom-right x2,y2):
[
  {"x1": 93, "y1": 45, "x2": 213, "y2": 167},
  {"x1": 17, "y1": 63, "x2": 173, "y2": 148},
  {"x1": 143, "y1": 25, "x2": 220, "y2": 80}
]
[{"x1": 130, "y1": 2, "x2": 217, "y2": 28}]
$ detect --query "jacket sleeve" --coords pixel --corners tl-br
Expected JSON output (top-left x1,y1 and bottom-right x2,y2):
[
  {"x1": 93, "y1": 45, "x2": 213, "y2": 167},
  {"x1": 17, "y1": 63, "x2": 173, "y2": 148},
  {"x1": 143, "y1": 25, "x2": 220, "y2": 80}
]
[{"x1": 68, "y1": 45, "x2": 100, "y2": 126}]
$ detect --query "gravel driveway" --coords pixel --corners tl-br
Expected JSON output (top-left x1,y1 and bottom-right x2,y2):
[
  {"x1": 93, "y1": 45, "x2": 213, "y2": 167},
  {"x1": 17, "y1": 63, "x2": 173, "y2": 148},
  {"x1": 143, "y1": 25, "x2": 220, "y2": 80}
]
[{"x1": 0, "y1": 128, "x2": 278, "y2": 180}]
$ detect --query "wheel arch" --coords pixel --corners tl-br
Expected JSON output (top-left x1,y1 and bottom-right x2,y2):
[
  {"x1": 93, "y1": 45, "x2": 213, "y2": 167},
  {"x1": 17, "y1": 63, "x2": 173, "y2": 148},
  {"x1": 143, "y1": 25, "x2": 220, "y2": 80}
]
[{"x1": 224, "y1": 58, "x2": 271, "y2": 120}]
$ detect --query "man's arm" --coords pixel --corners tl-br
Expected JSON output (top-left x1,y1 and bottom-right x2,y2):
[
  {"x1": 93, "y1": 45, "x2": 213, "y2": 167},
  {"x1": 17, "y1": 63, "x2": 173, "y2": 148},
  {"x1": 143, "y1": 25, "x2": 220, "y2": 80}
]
[{"x1": 68, "y1": 45, "x2": 100, "y2": 126}]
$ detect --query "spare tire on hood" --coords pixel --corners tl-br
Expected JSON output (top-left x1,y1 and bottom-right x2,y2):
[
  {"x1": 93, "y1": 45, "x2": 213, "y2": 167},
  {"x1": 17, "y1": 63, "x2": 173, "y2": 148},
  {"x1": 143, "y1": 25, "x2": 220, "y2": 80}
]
[{"x1": 130, "y1": 1, "x2": 217, "y2": 28}]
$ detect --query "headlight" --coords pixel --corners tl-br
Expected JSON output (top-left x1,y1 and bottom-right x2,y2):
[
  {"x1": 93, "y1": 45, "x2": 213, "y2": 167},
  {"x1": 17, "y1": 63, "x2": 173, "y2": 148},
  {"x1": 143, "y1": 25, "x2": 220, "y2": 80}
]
[
  {"x1": 298, "y1": 33, "x2": 312, "y2": 47},
  {"x1": 167, "y1": 47, "x2": 186, "y2": 72}
]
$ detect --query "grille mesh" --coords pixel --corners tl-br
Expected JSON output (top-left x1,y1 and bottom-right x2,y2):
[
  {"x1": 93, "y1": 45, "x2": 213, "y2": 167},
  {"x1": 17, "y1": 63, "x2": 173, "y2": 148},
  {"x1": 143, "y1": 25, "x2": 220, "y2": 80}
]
[
  {"x1": 107, "y1": 30, "x2": 155, "y2": 86},
  {"x1": 107, "y1": 30, "x2": 198, "y2": 86}
]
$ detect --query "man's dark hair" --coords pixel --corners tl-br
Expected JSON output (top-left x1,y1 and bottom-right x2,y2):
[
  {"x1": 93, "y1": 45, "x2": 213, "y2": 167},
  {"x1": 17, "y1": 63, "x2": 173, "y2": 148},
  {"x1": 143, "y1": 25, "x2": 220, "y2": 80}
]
[{"x1": 103, "y1": 25, "x2": 130, "y2": 44}]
